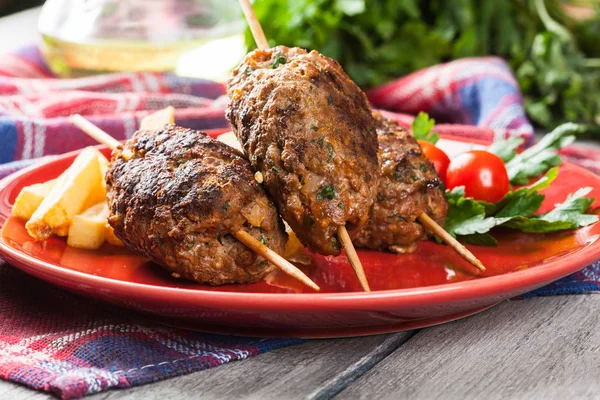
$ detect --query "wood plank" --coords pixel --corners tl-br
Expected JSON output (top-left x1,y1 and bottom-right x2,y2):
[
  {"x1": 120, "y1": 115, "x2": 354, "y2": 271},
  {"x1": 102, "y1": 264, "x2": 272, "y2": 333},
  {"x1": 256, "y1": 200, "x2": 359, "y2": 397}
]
[
  {"x1": 337, "y1": 296, "x2": 600, "y2": 400},
  {"x1": 304, "y1": 334, "x2": 416, "y2": 400},
  {"x1": 0, "y1": 381, "x2": 52, "y2": 400},
  {"x1": 0, "y1": 332, "x2": 414, "y2": 399},
  {"x1": 88, "y1": 333, "x2": 413, "y2": 400}
]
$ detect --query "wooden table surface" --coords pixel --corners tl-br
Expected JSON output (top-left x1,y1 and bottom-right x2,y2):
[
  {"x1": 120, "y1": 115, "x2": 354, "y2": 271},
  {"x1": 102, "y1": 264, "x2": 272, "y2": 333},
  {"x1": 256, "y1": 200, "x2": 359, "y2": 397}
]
[
  {"x1": 2, "y1": 296, "x2": 600, "y2": 399},
  {"x1": 2, "y1": 6, "x2": 600, "y2": 400}
]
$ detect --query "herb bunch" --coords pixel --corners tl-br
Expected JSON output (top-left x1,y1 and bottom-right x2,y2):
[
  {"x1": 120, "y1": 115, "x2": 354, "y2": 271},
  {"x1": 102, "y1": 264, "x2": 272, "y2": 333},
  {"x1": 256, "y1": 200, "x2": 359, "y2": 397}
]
[
  {"x1": 247, "y1": 0, "x2": 600, "y2": 131},
  {"x1": 444, "y1": 122, "x2": 598, "y2": 245}
]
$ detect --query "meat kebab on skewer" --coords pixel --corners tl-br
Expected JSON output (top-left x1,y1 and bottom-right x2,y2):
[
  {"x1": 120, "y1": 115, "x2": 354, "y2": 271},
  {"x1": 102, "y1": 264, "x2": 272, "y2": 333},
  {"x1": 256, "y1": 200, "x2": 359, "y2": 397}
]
[
  {"x1": 235, "y1": 0, "x2": 485, "y2": 272},
  {"x1": 227, "y1": 44, "x2": 379, "y2": 292},
  {"x1": 354, "y1": 113, "x2": 484, "y2": 269},
  {"x1": 227, "y1": 46, "x2": 380, "y2": 256},
  {"x1": 69, "y1": 115, "x2": 319, "y2": 290},
  {"x1": 217, "y1": 113, "x2": 450, "y2": 256},
  {"x1": 354, "y1": 113, "x2": 448, "y2": 253}
]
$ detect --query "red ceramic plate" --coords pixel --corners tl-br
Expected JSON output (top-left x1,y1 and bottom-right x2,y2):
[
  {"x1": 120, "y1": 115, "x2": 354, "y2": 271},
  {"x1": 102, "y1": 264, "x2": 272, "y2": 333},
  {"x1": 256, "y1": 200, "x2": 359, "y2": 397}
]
[{"x1": 1, "y1": 133, "x2": 599, "y2": 338}]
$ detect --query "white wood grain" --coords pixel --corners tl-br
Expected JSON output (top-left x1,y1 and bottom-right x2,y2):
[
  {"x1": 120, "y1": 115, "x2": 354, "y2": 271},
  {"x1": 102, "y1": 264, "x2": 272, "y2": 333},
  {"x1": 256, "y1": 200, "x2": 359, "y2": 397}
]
[
  {"x1": 88, "y1": 333, "x2": 413, "y2": 400},
  {"x1": 305, "y1": 334, "x2": 415, "y2": 400},
  {"x1": 337, "y1": 296, "x2": 600, "y2": 400},
  {"x1": 0, "y1": 381, "x2": 51, "y2": 399},
  {"x1": 0, "y1": 332, "x2": 413, "y2": 399}
]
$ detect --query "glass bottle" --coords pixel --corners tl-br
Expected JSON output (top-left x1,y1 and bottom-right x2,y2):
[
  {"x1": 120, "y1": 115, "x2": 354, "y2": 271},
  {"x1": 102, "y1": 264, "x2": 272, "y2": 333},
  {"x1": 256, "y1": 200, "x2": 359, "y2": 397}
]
[{"x1": 38, "y1": 0, "x2": 247, "y2": 81}]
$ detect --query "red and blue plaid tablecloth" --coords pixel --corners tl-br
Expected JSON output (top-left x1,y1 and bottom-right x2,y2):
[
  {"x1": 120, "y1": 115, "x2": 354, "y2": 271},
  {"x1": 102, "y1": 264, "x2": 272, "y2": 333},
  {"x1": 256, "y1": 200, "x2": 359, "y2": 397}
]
[{"x1": 1, "y1": 46, "x2": 600, "y2": 399}]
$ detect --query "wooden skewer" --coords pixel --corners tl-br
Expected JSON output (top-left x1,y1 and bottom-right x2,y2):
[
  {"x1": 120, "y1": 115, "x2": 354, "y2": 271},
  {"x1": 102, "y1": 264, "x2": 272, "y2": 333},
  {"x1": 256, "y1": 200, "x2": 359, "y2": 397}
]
[
  {"x1": 338, "y1": 226, "x2": 370, "y2": 291},
  {"x1": 238, "y1": 0, "x2": 270, "y2": 50},
  {"x1": 234, "y1": 231, "x2": 319, "y2": 291},
  {"x1": 70, "y1": 114, "x2": 122, "y2": 150},
  {"x1": 418, "y1": 213, "x2": 485, "y2": 272},
  {"x1": 218, "y1": 130, "x2": 485, "y2": 272},
  {"x1": 237, "y1": 0, "x2": 486, "y2": 275},
  {"x1": 238, "y1": 0, "x2": 372, "y2": 291},
  {"x1": 69, "y1": 114, "x2": 321, "y2": 291}
]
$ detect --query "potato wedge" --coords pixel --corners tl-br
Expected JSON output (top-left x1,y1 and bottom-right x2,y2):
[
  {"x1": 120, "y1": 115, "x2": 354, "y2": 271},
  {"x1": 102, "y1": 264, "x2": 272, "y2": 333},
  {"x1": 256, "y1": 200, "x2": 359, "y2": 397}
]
[
  {"x1": 12, "y1": 179, "x2": 57, "y2": 220},
  {"x1": 82, "y1": 151, "x2": 109, "y2": 210},
  {"x1": 82, "y1": 179, "x2": 107, "y2": 211},
  {"x1": 26, "y1": 147, "x2": 105, "y2": 240},
  {"x1": 67, "y1": 202, "x2": 109, "y2": 249},
  {"x1": 97, "y1": 151, "x2": 109, "y2": 171},
  {"x1": 140, "y1": 106, "x2": 175, "y2": 130},
  {"x1": 104, "y1": 223, "x2": 124, "y2": 246}
]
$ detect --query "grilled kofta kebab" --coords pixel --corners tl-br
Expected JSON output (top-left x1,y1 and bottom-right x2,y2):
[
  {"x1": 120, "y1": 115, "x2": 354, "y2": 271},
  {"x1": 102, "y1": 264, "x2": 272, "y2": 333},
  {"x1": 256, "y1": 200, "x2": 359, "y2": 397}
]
[
  {"x1": 226, "y1": 46, "x2": 380, "y2": 256},
  {"x1": 105, "y1": 125, "x2": 293, "y2": 286},
  {"x1": 228, "y1": 0, "x2": 485, "y2": 272},
  {"x1": 218, "y1": 112, "x2": 449, "y2": 254},
  {"x1": 354, "y1": 113, "x2": 448, "y2": 254}
]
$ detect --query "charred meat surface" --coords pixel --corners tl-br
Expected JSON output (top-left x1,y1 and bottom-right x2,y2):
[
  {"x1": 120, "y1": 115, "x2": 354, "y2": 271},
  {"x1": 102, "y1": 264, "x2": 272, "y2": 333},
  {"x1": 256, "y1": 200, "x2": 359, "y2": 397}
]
[
  {"x1": 105, "y1": 125, "x2": 287, "y2": 285},
  {"x1": 227, "y1": 46, "x2": 379, "y2": 255},
  {"x1": 354, "y1": 113, "x2": 448, "y2": 253}
]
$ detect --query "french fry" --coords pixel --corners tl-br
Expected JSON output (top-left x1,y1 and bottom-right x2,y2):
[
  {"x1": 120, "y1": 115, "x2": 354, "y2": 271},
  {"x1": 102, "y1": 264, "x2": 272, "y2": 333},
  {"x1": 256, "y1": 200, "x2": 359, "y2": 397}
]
[
  {"x1": 104, "y1": 223, "x2": 124, "y2": 246},
  {"x1": 97, "y1": 151, "x2": 109, "y2": 170},
  {"x1": 52, "y1": 151, "x2": 107, "y2": 237},
  {"x1": 82, "y1": 152, "x2": 109, "y2": 210},
  {"x1": 26, "y1": 147, "x2": 105, "y2": 240},
  {"x1": 140, "y1": 106, "x2": 175, "y2": 130},
  {"x1": 67, "y1": 202, "x2": 110, "y2": 250},
  {"x1": 11, "y1": 179, "x2": 57, "y2": 220},
  {"x1": 82, "y1": 179, "x2": 107, "y2": 211}
]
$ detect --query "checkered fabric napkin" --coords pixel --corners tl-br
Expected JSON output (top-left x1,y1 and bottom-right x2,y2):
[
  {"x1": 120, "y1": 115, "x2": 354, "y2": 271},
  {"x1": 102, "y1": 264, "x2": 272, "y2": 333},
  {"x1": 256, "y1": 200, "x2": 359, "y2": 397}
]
[{"x1": 0, "y1": 45, "x2": 599, "y2": 399}]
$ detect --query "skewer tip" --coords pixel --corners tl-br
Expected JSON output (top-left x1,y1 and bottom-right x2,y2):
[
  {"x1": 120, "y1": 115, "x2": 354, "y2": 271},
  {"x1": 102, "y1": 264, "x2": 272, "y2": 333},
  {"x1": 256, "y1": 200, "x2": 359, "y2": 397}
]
[
  {"x1": 338, "y1": 225, "x2": 371, "y2": 292},
  {"x1": 69, "y1": 114, "x2": 121, "y2": 151},
  {"x1": 418, "y1": 213, "x2": 486, "y2": 272},
  {"x1": 234, "y1": 230, "x2": 320, "y2": 291},
  {"x1": 238, "y1": 0, "x2": 270, "y2": 50}
]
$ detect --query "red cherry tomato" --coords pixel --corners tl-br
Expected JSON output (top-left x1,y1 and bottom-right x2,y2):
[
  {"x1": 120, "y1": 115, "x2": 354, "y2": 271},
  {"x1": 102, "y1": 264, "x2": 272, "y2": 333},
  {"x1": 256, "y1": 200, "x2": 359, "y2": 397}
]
[
  {"x1": 446, "y1": 150, "x2": 510, "y2": 203},
  {"x1": 417, "y1": 140, "x2": 450, "y2": 184}
]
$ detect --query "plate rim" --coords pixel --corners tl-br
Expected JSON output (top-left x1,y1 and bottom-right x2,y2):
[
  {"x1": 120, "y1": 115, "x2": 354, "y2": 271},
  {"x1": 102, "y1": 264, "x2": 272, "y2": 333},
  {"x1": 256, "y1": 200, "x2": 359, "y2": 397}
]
[{"x1": 1, "y1": 142, "x2": 599, "y2": 312}]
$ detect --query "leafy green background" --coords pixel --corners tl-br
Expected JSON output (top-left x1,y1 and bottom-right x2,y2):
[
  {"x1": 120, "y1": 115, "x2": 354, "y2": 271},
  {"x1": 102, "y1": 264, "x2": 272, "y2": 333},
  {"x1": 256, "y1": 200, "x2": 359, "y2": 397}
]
[{"x1": 247, "y1": 0, "x2": 600, "y2": 131}]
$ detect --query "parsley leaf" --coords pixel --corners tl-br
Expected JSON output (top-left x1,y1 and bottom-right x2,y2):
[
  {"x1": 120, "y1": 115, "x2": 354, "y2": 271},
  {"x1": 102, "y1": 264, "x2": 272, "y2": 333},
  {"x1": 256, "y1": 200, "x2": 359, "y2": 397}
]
[
  {"x1": 411, "y1": 112, "x2": 439, "y2": 144},
  {"x1": 500, "y1": 218, "x2": 575, "y2": 233},
  {"x1": 317, "y1": 184, "x2": 336, "y2": 200},
  {"x1": 325, "y1": 142, "x2": 335, "y2": 162},
  {"x1": 494, "y1": 167, "x2": 558, "y2": 218},
  {"x1": 458, "y1": 233, "x2": 499, "y2": 246},
  {"x1": 502, "y1": 188, "x2": 598, "y2": 233},
  {"x1": 504, "y1": 123, "x2": 583, "y2": 185},
  {"x1": 443, "y1": 168, "x2": 597, "y2": 245},
  {"x1": 488, "y1": 137, "x2": 524, "y2": 163},
  {"x1": 270, "y1": 50, "x2": 287, "y2": 69},
  {"x1": 536, "y1": 188, "x2": 598, "y2": 227},
  {"x1": 444, "y1": 187, "x2": 507, "y2": 238}
]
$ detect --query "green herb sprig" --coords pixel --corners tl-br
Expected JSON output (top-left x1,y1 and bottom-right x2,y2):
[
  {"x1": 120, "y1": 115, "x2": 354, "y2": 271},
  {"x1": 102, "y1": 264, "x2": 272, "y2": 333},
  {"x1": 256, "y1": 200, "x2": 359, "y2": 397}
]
[
  {"x1": 489, "y1": 123, "x2": 585, "y2": 185},
  {"x1": 247, "y1": 0, "x2": 600, "y2": 132},
  {"x1": 444, "y1": 168, "x2": 598, "y2": 245},
  {"x1": 411, "y1": 112, "x2": 439, "y2": 144}
]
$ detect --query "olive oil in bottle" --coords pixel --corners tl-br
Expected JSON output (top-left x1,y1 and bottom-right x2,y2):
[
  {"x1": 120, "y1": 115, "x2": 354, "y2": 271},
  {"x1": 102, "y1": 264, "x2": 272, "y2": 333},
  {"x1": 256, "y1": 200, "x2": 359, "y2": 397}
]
[{"x1": 38, "y1": 0, "x2": 246, "y2": 80}]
